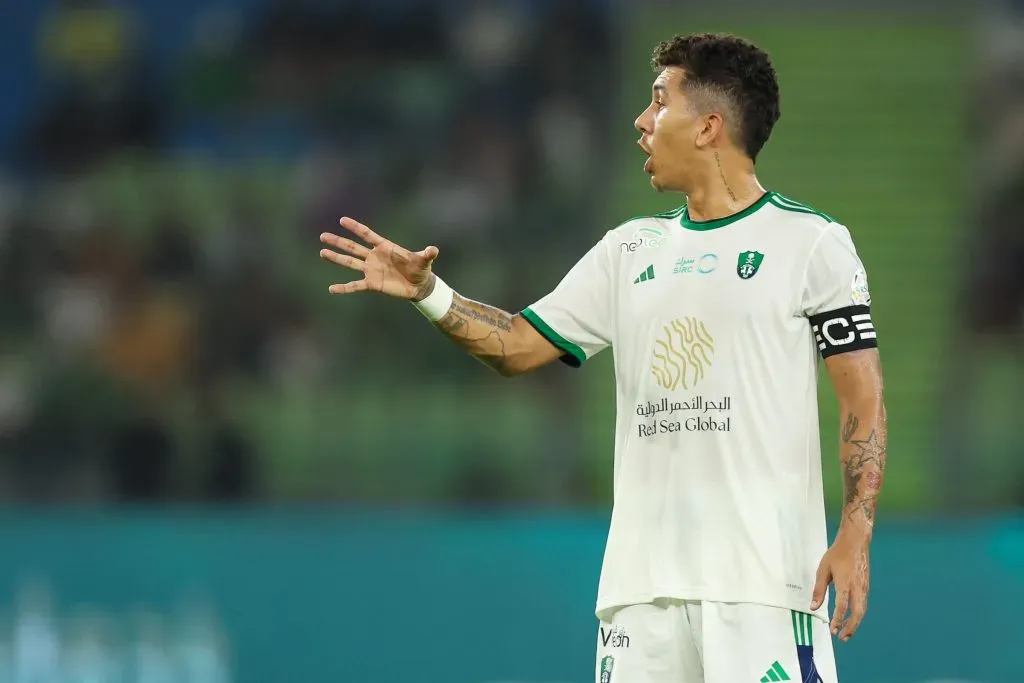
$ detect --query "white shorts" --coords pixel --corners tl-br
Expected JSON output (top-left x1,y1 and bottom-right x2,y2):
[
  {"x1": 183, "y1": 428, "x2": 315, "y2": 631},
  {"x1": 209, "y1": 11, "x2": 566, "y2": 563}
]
[{"x1": 595, "y1": 600, "x2": 838, "y2": 683}]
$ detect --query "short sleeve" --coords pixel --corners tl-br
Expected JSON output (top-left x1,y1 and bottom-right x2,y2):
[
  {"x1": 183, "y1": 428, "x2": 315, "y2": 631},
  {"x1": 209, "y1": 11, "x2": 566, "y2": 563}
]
[
  {"x1": 801, "y1": 225, "x2": 878, "y2": 359},
  {"x1": 520, "y1": 236, "x2": 613, "y2": 367}
]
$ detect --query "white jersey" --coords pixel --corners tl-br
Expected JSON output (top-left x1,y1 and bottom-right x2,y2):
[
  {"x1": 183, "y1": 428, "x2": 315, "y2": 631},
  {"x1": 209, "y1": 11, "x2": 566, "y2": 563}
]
[{"x1": 521, "y1": 191, "x2": 878, "y2": 623}]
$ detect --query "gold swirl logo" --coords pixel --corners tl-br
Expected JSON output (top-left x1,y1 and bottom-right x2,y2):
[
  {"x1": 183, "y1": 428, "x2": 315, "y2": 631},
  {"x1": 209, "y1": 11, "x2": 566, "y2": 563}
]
[{"x1": 651, "y1": 318, "x2": 715, "y2": 391}]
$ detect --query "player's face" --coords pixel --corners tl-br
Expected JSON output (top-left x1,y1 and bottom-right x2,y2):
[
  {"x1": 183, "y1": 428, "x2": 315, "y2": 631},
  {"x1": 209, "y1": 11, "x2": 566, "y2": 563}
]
[{"x1": 634, "y1": 67, "x2": 703, "y2": 192}]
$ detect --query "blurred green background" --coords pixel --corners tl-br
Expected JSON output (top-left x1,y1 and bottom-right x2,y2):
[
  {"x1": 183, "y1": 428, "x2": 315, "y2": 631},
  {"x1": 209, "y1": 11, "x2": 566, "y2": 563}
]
[
  {"x1": 0, "y1": 1, "x2": 1020, "y2": 681},
  {"x1": 0, "y1": 1, "x2": 1015, "y2": 512}
]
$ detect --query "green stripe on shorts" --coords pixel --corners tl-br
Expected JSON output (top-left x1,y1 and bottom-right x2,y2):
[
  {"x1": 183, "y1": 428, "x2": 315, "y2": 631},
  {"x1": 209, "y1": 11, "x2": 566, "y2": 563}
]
[{"x1": 791, "y1": 611, "x2": 813, "y2": 647}]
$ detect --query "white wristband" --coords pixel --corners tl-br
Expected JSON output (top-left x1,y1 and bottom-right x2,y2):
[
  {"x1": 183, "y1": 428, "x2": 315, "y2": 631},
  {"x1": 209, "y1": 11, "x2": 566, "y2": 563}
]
[{"x1": 412, "y1": 276, "x2": 454, "y2": 321}]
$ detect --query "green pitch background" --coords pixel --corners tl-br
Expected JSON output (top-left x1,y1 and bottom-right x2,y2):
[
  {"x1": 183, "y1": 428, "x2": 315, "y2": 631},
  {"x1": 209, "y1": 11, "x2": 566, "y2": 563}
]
[{"x1": 580, "y1": 14, "x2": 968, "y2": 511}]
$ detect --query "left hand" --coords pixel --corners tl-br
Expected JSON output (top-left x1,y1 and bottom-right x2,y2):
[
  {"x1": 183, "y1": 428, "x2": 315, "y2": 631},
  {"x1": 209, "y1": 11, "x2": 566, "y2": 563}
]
[{"x1": 810, "y1": 531, "x2": 871, "y2": 642}]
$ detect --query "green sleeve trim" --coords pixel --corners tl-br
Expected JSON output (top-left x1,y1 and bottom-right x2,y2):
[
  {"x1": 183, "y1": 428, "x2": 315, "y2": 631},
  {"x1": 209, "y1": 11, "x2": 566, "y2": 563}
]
[
  {"x1": 769, "y1": 195, "x2": 835, "y2": 223},
  {"x1": 520, "y1": 308, "x2": 586, "y2": 368}
]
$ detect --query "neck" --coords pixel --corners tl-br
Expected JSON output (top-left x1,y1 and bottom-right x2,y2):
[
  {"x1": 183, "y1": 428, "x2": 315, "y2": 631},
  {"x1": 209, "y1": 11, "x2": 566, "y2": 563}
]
[{"x1": 684, "y1": 151, "x2": 765, "y2": 222}]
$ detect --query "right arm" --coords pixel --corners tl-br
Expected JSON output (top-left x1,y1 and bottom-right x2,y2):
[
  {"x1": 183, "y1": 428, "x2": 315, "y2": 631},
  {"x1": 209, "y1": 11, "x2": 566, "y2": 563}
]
[
  {"x1": 320, "y1": 218, "x2": 565, "y2": 377},
  {"x1": 429, "y1": 288, "x2": 561, "y2": 377}
]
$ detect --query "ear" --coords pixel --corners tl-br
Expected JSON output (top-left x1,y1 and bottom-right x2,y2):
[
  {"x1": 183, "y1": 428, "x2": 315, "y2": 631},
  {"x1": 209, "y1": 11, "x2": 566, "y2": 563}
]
[{"x1": 694, "y1": 112, "x2": 726, "y2": 149}]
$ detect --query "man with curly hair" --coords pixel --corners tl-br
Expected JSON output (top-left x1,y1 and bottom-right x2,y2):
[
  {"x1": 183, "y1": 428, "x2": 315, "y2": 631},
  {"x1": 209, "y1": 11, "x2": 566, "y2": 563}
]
[{"x1": 320, "y1": 33, "x2": 887, "y2": 683}]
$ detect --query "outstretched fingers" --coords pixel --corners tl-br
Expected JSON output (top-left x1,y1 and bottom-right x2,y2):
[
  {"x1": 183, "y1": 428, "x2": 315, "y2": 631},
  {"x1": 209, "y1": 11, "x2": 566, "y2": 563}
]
[
  {"x1": 320, "y1": 232, "x2": 370, "y2": 259},
  {"x1": 337, "y1": 217, "x2": 386, "y2": 247},
  {"x1": 319, "y1": 248, "x2": 365, "y2": 272},
  {"x1": 321, "y1": 248, "x2": 369, "y2": 295},
  {"x1": 328, "y1": 280, "x2": 369, "y2": 295}
]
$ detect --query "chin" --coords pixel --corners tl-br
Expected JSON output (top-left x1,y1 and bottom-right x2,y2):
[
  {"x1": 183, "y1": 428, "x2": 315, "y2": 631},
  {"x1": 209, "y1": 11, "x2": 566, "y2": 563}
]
[{"x1": 649, "y1": 172, "x2": 684, "y2": 194}]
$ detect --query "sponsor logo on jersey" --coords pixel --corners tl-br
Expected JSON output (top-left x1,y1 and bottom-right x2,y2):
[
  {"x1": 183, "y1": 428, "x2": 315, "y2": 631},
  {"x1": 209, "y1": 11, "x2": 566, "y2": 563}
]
[
  {"x1": 619, "y1": 226, "x2": 666, "y2": 252},
  {"x1": 599, "y1": 625, "x2": 630, "y2": 649},
  {"x1": 672, "y1": 253, "x2": 718, "y2": 275},
  {"x1": 737, "y1": 250, "x2": 764, "y2": 279},
  {"x1": 850, "y1": 268, "x2": 871, "y2": 305},
  {"x1": 635, "y1": 395, "x2": 733, "y2": 438},
  {"x1": 633, "y1": 264, "x2": 655, "y2": 284},
  {"x1": 650, "y1": 318, "x2": 714, "y2": 391},
  {"x1": 636, "y1": 396, "x2": 732, "y2": 417},
  {"x1": 600, "y1": 655, "x2": 614, "y2": 683},
  {"x1": 637, "y1": 416, "x2": 731, "y2": 437}
]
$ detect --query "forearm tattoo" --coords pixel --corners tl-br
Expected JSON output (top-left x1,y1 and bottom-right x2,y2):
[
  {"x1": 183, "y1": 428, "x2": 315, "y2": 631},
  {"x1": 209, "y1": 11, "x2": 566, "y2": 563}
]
[
  {"x1": 840, "y1": 412, "x2": 887, "y2": 527},
  {"x1": 435, "y1": 295, "x2": 515, "y2": 373}
]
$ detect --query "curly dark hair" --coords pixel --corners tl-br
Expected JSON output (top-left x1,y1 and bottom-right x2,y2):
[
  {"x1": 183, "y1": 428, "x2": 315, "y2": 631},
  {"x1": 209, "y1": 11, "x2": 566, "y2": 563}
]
[{"x1": 652, "y1": 33, "x2": 780, "y2": 162}]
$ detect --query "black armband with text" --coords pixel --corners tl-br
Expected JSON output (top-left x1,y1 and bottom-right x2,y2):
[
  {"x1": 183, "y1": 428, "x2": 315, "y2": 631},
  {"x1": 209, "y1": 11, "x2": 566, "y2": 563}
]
[{"x1": 809, "y1": 305, "x2": 878, "y2": 358}]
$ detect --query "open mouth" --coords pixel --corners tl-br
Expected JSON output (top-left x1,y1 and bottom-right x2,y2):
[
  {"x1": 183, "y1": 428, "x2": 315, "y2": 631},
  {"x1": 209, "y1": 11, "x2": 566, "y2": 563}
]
[
  {"x1": 634, "y1": 138, "x2": 651, "y2": 171},
  {"x1": 639, "y1": 141, "x2": 653, "y2": 173}
]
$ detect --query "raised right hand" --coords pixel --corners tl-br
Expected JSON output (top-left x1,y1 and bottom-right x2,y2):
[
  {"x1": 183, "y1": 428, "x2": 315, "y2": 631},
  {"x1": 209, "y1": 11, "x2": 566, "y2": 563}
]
[{"x1": 320, "y1": 217, "x2": 439, "y2": 301}]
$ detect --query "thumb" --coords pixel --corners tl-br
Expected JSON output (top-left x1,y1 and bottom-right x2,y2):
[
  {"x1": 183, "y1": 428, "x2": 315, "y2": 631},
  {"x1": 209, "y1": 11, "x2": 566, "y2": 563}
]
[
  {"x1": 418, "y1": 246, "x2": 439, "y2": 264},
  {"x1": 810, "y1": 559, "x2": 831, "y2": 610}
]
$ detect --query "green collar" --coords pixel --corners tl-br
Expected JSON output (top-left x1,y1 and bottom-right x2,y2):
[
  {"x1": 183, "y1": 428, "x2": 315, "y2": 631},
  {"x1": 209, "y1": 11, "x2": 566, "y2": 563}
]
[{"x1": 680, "y1": 191, "x2": 774, "y2": 231}]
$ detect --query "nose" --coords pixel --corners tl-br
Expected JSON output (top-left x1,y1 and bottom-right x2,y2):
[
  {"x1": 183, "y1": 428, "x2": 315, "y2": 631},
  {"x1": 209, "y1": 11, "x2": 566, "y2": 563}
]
[
  {"x1": 634, "y1": 107, "x2": 653, "y2": 136},
  {"x1": 634, "y1": 112, "x2": 646, "y2": 134}
]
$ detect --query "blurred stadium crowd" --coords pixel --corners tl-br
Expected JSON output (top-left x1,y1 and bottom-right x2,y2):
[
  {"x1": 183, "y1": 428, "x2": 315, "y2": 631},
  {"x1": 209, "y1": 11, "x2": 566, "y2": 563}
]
[
  {"x1": 0, "y1": 0, "x2": 614, "y2": 503},
  {"x1": 0, "y1": 0, "x2": 1020, "y2": 510}
]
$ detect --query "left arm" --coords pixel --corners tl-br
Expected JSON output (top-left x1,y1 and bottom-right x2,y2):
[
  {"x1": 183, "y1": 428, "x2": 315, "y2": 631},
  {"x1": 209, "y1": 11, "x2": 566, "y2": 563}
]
[
  {"x1": 831, "y1": 348, "x2": 887, "y2": 535},
  {"x1": 801, "y1": 224, "x2": 886, "y2": 642},
  {"x1": 811, "y1": 347, "x2": 888, "y2": 641}
]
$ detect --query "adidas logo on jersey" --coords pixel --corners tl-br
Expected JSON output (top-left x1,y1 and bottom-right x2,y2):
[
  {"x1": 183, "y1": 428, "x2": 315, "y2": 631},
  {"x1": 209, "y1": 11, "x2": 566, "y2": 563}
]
[
  {"x1": 633, "y1": 265, "x2": 655, "y2": 284},
  {"x1": 759, "y1": 661, "x2": 791, "y2": 682}
]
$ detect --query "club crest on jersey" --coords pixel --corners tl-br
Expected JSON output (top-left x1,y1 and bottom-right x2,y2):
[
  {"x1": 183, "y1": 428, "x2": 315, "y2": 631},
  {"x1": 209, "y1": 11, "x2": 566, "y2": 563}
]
[
  {"x1": 737, "y1": 251, "x2": 764, "y2": 279},
  {"x1": 600, "y1": 655, "x2": 614, "y2": 683}
]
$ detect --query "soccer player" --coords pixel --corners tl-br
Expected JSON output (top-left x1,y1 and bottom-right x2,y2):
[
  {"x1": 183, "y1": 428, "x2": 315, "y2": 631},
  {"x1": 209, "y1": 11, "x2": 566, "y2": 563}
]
[{"x1": 320, "y1": 33, "x2": 887, "y2": 683}]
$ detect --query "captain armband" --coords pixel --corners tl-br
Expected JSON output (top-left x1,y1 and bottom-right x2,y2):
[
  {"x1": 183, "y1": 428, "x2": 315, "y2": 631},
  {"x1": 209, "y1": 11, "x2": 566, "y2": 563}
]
[{"x1": 808, "y1": 305, "x2": 878, "y2": 358}]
